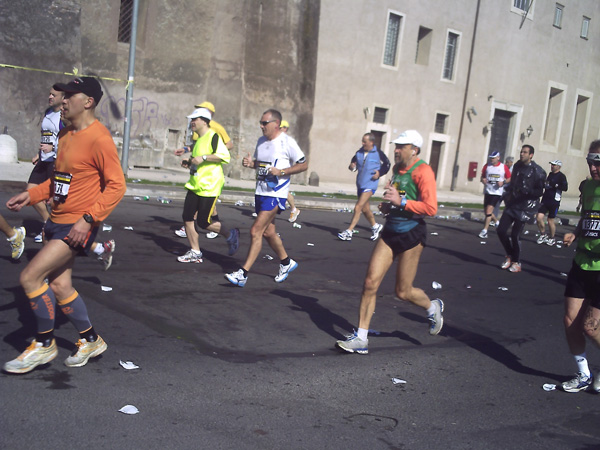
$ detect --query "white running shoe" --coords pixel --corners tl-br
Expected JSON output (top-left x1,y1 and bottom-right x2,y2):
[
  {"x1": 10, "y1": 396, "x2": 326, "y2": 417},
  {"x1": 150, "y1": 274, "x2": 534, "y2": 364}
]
[
  {"x1": 274, "y1": 259, "x2": 298, "y2": 282},
  {"x1": 177, "y1": 249, "x2": 203, "y2": 263},
  {"x1": 174, "y1": 226, "x2": 187, "y2": 238},
  {"x1": 206, "y1": 231, "x2": 218, "y2": 239},
  {"x1": 370, "y1": 223, "x2": 383, "y2": 241},
  {"x1": 288, "y1": 208, "x2": 301, "y2": 223},
  {"x1": 338, "y1": 230, "x2": 352, "y2": 241},
  {"x1": 225, "y1": 269, "x2": 247, "y2": 287}
]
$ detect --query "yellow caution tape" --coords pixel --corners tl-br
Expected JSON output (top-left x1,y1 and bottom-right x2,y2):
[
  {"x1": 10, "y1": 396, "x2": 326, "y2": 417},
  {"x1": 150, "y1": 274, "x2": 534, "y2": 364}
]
[{"x1": 0, "y1": 64, "x2": 132, "y2": 87}]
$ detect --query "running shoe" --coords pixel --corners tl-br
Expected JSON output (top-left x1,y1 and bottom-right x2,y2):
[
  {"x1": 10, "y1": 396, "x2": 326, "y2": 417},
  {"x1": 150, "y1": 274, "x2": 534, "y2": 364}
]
[
  {"x1": 64, "y1": 336, "x2": 107, "y2": 368},
  {"x1": 593, "y1": 374, "x2": 600, "y2": 393},
  {"x1": 562, "y1": 372, "x2": 592, "y2": 393},
  {"x1": 338, "y1": 230, "x2": 352, "y2": 241},
  {"x1": 3, "y1": 338, "x2": 57, "y2": 374},
  {"x1": 478, "y1": 229, "x2": 488, "y2": 239},
  {"x1": 428, "y1": 298, "x2": 444, "y2": 335},
  {"x1": 288, "y1": 208, "x2": 301, "y2": 223},
  {"x1": 227, "y1": 228, "x2": 240, "y2": 256},
  {"x1": 225, "y1": 269, "x2": 247, "y2": 287},
  {"x1": 206, "y1": 231, "x2": 218, "y2": 239},
  {"x1": 546, "y1": 238, "x2": 556, "y2": 246},
  {"x1": 274, "y1": 259, "x2": 298, "y2": 283},
  {"x1": 537, "y1": 234, "x2": 548, "y2": 244},
  {"x1": 177, "y1": 249, "x2": 203, "y2": 263},
  {"x1": 174, "y1": 226, "x2": 187, "y2": 238},
  {"x1": 8, "y1": 226, "x2": 25, "y2": 260},
  {"x1": 501, "y1": 257, "x2": 512, "y2": 270},
  {"x1": 336, "y1": 332, "x2": 369, "y2": 354},
  {"x1": 508, "y1": 262, "x2": 522, "y2": 273},
  {"x1": 370, "y1": 223, "x2": 383, "y2": 241},
  {"x1": 99, "y1": 239, "x2": 115, "y2": 271},
  {"x1": 34, "y1": 232, "x2": 43, "y2": 243},
  {"x1": 490, "y1": 220, "x2": 498, "y2": 227}
]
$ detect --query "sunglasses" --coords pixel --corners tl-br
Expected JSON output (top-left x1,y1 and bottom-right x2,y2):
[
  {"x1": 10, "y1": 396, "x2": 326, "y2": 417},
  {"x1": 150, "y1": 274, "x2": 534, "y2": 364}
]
[
  {"x1": 587, "y1": 154, "x2": 600, "y2": 167},
  {"x1": 259, "y1": 120, "x2": 276, "y2": 126}
]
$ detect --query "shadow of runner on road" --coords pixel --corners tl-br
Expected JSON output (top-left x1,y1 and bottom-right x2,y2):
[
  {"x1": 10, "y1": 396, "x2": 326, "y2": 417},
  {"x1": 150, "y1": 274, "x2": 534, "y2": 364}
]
[{"x1": 401, "y1": 310, "x2": 563, "y2": 381}]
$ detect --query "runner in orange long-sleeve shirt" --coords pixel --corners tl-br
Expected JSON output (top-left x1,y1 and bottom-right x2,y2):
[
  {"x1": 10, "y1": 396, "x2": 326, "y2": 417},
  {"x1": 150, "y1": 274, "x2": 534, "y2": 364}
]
[
  {"x1": 336, "y1": 129, "x2": 444, "y2": 354},
  {"x1": 4, "y1": 77, "x2": 126, "y2": 374}
]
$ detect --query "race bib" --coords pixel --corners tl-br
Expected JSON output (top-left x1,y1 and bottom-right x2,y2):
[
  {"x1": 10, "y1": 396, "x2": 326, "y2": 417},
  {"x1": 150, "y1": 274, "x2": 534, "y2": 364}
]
[
  {"x1": 53, "y1": 171, "x2": 72, "y2": 203},
  {"x1": 582, "y1": 211, "x2": 600, "y2": 238},
  {"x1": 256, "y1": 160, "x2": 272, "y2": 181},
  {"x1": 392, "y1": 181, "x2": 407, "y2": 199},
  {"x1": 41, "y1": 129, "x2": 55, "y2": 145},
  {"x1": 487, "y1": 174, "x2": 501, "y2": 185}
]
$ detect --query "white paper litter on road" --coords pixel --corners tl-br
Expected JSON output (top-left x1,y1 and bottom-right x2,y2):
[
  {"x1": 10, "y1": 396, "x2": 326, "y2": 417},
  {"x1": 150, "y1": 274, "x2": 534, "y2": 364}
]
[
  {"x1": 293, "y1": 223, "x2": 302, "y2": 229},
  {"x1": 392, "y1": 378, "x2": 407, "y2": 385},
  {"x1": 480, "y1": 241, "x2": 487, "y2": 244},
  {"x1": 118, "y1": 405, "x2": 139, "y2": 415},
  {"x1": 264, "y1": 254, "x2": 274, "y2": 260},
  {"x1": 307, "y1": 243, "x2": 314, "y2": 246},
  {"x1": 430, "y1": 232, "x2": 439, "y2": 236},
  {"x1": 432, "y1": 281, "x2": 442, "y2": 289},
  {"x1": 102, "y1": 224, "x2": 112, "y2": 232},
  {"x1": 542, "y1": 384, "x2": 556, "y2": 391},
  {"x1": 101, "y1": 286, "x2": 113, "y2": 292},
  {"x1": 560, "y1": 272, "x2": 568, "y2": 277},
  {"x1": 524, "y1": 230, "x2": 529, "y2": 235},
  {"x1": 124, "y1": 226, "x2": 134, "y2": 230},
  {"x1": 498, "y1": 286, "x2": 508, "y2": 291},
  {"x1": 119, "y1": 360, "x2": 139, "y2": 370}
]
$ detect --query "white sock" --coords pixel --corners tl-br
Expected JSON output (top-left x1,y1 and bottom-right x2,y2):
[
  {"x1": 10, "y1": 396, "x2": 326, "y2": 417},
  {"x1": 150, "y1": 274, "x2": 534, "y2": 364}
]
[
  {"x1": 574, "y1": 353, "x2": 590, "y2": 377},
  {"x1": 93, "y1": 245, "x2": 104, "y2": 256},
  {"x1": 426, "y1": 302, "x2": 436, "y2": 316},
  {"x1": 357, "y1": 328, "x2": 368, "y2": 341},
  {"x1": 191, "y1": 249, "x2": 202, "y2": 255}
]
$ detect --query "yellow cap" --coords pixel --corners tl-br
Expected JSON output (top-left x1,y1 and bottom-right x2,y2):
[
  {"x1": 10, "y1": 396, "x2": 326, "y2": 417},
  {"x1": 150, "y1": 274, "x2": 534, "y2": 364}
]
[
  {"x1": 194, "y1": 101, "x2": 215, "y2": 113},
  {"x1": 280, "y1": 120, "x2": 289, "y2": 128}
]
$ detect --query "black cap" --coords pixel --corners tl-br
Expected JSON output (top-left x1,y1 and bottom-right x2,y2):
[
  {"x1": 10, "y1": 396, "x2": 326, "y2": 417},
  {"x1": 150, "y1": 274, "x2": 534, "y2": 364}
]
[{"x1": 53, "y1": 77, "x2": 103, "y2": 105}]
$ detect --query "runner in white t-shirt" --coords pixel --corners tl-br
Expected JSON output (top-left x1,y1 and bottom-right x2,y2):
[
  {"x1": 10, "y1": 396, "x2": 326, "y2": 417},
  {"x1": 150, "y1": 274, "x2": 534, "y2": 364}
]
[
  {"x1": 478, "y1": 151, "x2": 511, "y2": 239},
  {"x1": 225, "y1": 109, "x2": 307, "y2": 287}
]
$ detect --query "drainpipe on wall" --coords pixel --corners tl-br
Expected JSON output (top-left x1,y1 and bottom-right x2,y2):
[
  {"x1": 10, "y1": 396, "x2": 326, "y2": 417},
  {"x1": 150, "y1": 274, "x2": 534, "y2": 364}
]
[
  {"x1": 121, "y1": 0, "x2": 140, "y2": 177},
  {"x1": 450, "y1": 0, "x2": 481, "y2": 191}
]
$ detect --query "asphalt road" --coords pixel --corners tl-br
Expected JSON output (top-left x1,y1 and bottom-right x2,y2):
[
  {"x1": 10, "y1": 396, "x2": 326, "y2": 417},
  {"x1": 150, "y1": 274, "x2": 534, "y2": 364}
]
[{"x1": 1, "y1": 186, "x2": 599, "y2": 450}]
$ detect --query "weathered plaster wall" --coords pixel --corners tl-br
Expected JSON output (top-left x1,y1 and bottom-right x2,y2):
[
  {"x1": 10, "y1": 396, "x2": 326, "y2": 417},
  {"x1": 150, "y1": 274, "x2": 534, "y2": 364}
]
[{"x1": 0, "y1": 0, "x2": 319, "y2": 182}]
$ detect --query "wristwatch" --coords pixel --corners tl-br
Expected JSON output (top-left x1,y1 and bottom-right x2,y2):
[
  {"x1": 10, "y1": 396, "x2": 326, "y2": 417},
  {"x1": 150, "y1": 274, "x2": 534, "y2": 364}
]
[
  {"x1": 202, "y1": 155, "x2": 207, "y2": 162},
  {"x1": 280, "y1": 170, "x2": 286, "y2": 176},
  {"x1": 83, "y1": 213, "x2": 94, "y2": 224}
]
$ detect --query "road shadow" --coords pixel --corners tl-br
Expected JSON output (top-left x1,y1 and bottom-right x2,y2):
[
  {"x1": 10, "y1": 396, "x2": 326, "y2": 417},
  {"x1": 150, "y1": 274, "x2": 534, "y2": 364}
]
[
  {"x1": 299, "y1": 221, "x2": 341, "y2": 236},
  {"x1": 271, "y1": 288, "x2": 355, "y2": 339},
  {"x1": 427, "y1": 243, "x2": 491, "y2": 265},
  {"x1": 136, "y1": 229, "x2": 188, "y2": 256},
  {"x1": 400, "y1": 310, "x2": 563, "y2": 380},
  {"x1": 1, "y1": 285, "x2": 72, "y2": 353}
]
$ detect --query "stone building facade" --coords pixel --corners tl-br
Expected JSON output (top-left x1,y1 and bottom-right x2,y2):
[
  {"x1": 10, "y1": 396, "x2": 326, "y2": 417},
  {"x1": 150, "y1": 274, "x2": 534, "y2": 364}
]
[{"x1": 0, "y1": 0, "x2": 598, "y2": 193}]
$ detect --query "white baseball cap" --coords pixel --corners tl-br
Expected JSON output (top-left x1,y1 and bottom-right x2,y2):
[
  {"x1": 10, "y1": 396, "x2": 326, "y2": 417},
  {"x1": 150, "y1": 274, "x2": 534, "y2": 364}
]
[
  {"x1": 392, "y1": 130, "x2": 423, "y2": 148},
  {"x1": 187, "y1": 107, "x2": 212, "y2": 121},
  {"x1": 549, "y1": 160, "x2": 562, "y2": 166}
]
